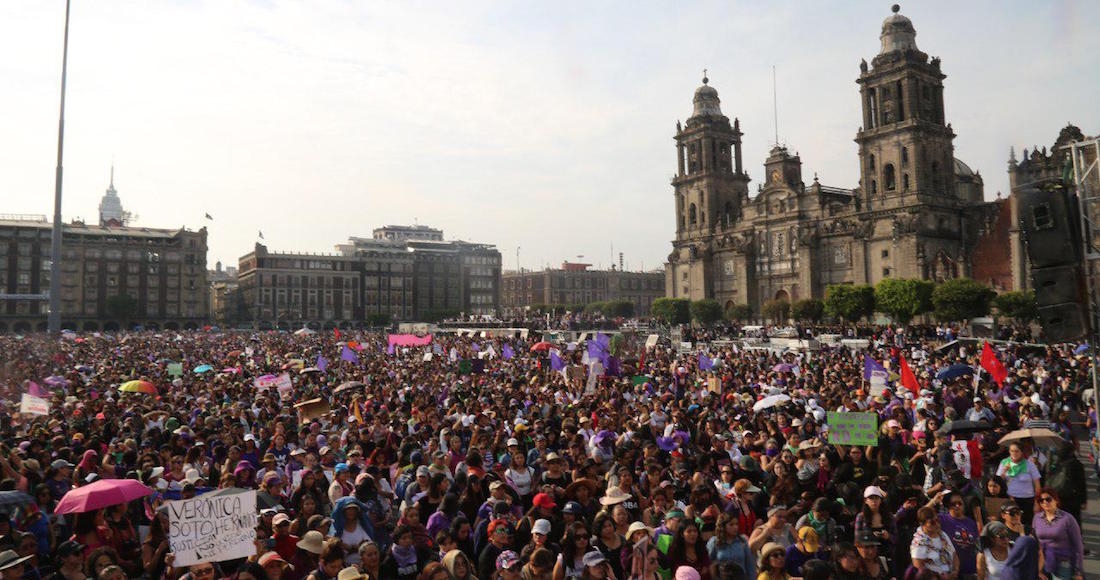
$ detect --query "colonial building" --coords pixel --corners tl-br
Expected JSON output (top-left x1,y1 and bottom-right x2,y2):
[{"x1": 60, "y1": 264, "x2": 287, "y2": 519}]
[
  {"x1": 0, "y1": 214, "x2": 208, "y2": 333},
  {"x1": 666, "y1": 5, "x2": 998, "y2": 310},
  {"x1": 237, "y1": 226, "x2": 501, "y2": 328},
  {"x1": 502, "y1": 262, "x2": 665, "y2": 315}
]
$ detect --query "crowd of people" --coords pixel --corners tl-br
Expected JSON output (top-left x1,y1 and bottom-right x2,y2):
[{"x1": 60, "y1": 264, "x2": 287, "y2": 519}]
[{"x1": 0, "y1": 323, "x2": 1093, "y2": 580}]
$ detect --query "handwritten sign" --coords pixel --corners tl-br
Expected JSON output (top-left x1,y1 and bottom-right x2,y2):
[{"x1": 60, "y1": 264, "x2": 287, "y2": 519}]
[
  {"x1": 167, "y1": 363, "x2": 183, "y2": 377},
  {"x1": 254, "y1": 373, "x2": 292, "y2": 396},
  {"x1": 827, "y1": 412, "x2": 879, "y2": 446},
  {"x1": 166, "y1": 488, "x2": 257, "y2": 566},
  {"x1": 20, "y1": 394, "x2": 50, "y2": 416}
]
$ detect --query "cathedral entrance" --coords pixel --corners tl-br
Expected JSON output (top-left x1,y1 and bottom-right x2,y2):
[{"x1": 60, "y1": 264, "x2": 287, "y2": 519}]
[{"x1": 774, "y1": 289, "x2": 790, "y2": 303}]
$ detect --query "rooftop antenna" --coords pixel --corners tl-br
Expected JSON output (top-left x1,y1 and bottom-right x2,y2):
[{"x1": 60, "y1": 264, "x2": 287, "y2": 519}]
[{"x1": 772, "y1": 65, "x2": 779, "y2": 146}]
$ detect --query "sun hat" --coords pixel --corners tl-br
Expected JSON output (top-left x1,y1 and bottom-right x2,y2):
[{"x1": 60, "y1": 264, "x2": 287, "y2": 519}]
[
  {"x1": 296, "y1": 531, "x2": 325, "y2": 554},
  {"x1": 336, "y1": 567, "x2": 367, "y2": 580},
  {"x1": 0, "y1": 550, "x2": 33, "y2": 571},
  {"x1": 258, "y1": 552, "x2": 291, "y2": 568},
  {"x1": 627, "y1": 521, "x2": 653, "y2": 539},
  {"x1": 599, "y1": 487, "x2": 632, "y2": 506},
  {"x1": 757, "y1": 542, "x2": 786, "y2": 569},
  {"x1": 582, "y1": 551, "x2": 607, "y2": 567}
]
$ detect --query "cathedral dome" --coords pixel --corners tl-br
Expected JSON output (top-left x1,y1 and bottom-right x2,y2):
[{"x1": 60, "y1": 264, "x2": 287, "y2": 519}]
[
  {"x1": 880, "y1": 4, "x2": 918, "y2": 54},
  {"x1": 692, "y1": 75, "x2": 723, "y2": 118},
  {"x1": 953, "y1": 158, "x2": 975, "y2": 177}
]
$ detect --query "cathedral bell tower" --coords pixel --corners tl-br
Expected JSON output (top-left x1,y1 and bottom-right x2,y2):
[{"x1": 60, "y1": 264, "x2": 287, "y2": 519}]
[
  {"x1": 855, "y1": 4, "x2": 955, "y2": 208},
  {"x1": 666, "y1": 74, "x2": 751, "y2": 300}
]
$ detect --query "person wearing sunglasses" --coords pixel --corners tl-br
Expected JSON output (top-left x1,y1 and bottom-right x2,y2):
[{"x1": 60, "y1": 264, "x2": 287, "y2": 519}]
[
  {"x1": 936, "y1": 491, "x2": 978, "y2": 579},
  {"x1": 1032, "y1": 488, "x2": 1084, "y2": 580}
]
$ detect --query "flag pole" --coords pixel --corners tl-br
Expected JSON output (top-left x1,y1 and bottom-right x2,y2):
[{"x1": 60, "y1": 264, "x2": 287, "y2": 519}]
[{"x1": 47, "y1": 0, "x2": 72, "y2": 336}]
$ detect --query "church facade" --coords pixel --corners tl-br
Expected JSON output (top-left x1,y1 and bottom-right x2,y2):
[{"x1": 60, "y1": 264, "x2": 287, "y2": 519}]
[{"x1": 666, "y1": 5, "x2": 998, "y2": 311}]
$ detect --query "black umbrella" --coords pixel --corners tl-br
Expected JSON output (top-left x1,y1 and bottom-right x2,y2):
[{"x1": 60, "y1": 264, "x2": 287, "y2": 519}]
[
  {"x1": 0, "y1": 490, "x2": 35, "y2": 511},
  {"x1": 936, "y1": 420, "x2": 993, "y2": 436}
]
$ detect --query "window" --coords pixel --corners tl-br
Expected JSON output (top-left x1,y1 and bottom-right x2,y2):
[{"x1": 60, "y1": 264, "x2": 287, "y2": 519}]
[
  {"x1": 871, "y1": 180, "x2": 877, "y2": 194},
  {"x1": 884, "y1": 164, "x2": 896, "y2": 191},
  {"x1": 17, "y1": 272, "x2": 30, "y2": 285},
  {"x1": 881, "y1": 249, "x2": 889, "y2": 258},
  {"x1": 689, "y1": 204, "x2": 697, "y2": 225},
  {"x1": 883, "y1": 268, "x2": 891, "y2": 277},
  {"x1": 903, "y1": 173, "x2": 910, "y2": 191},
  {"x1": 869, "y1": 154, "x2": 876, "y2": 170},
  {"x1": 901, "y1": 147, "x2": 909, "y2": 165}
]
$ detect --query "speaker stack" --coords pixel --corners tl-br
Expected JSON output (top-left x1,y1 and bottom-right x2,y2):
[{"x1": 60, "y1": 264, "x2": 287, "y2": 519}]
[{"x1": 1018, "y1": 186, "x2": 1091, "y2": 342}]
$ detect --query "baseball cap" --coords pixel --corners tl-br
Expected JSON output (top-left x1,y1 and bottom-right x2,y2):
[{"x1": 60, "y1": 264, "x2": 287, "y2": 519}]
[
  {"x1": 562, "y1": 501, "x2": 583, "y2": 514},
  {"x1": 583, "y1": 551, "x2": 607, "y2": 567},
  {"x1": 56, "y1": 540, "x2": 84, "y2": 558},
  {"x1": 273, "y1": 513, "x2": 290, "y2": 526},
  {"x1": 489, "y1": 480, "x2": 505, "y2": 492},
  {"x1": 496, "y1": 550, "x2": 520, "y2": 570},
  {"x1": 532, "y1": 519, "x2": 552, "y2": 535},
  {"x1": 863, "y1": 486, "x2": 886, "y2": 498},
  {"x1": 258, "y1": 552, "x2": 288, "y2": 567},
  {"x1": 532, "y1": 492, "x2": 556, "y2": 509},
  {"x1": 506, "y1": 438, "x2": 519, "y2": 447}
]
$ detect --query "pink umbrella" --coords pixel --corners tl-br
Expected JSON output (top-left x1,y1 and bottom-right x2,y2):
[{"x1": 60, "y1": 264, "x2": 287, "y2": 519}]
[{"x1": 55, "y1": 479, "x2": 153, "y2": 514}]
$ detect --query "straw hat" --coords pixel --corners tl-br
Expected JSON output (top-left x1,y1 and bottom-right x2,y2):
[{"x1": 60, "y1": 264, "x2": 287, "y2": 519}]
[
  {"x1": 757, "y1": 542, "x2": 785, "y2": 569},
  {"x1": 599, "y1": 486, "x2": 632, "y2": 506},
  {"x1": 296, "y1": 531, "x2": 325, "y2": 555}
]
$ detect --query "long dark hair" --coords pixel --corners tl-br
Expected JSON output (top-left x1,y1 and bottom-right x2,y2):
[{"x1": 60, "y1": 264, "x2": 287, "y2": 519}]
[
  {"x1": 561, "y1": 522, "x2": 590, "y2": 564},
  {"x1": 666, "y1": 520, "x2": 706, "y2": 565}
]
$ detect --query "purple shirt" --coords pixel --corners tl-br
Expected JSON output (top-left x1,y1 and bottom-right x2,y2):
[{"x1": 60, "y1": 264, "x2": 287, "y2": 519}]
[
  {"x1": 938, "y1": 512, "x2": 979, "y2": 575},
  {"x1": 1033, "y1": 509, "x2": 1085, "y2": 574}
]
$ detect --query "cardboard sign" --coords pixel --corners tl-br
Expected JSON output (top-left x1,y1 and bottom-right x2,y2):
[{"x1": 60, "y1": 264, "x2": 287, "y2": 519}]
[
  {"x1": 827, "y1": 412, "x2": 879, "y2": 446},
  {"x1": 166, "y1": 488, "x2": 258, "y2": 566},
  {"x1": 20, "y1": 394, "x2": 49, "y2": 416},
  {"x1": 167, "y1": 363, "x2": 183, "y2": 377},
  {"x1": 294, "y1": 398, "x2": 330, "y2": 422},
  {"x1": 254, "y1": 373, "x2": 292, "y2": 397},
  {"x1": 645, "y1": 334, "x2": 660, "y2": 349}
]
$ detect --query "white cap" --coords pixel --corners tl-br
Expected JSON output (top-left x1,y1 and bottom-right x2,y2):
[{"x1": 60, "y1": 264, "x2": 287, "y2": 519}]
[
  {"x1": 532, "y1": 519, "x2": 551, "y2": 535},
  {"x1": 507, "y1": 438, "x2": 519, "y2": 446}
]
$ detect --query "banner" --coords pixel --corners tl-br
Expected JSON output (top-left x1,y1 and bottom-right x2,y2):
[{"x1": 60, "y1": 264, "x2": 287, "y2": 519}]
[
  {"x1": 387, "y1": 334, "x2": 433, "y2": 347},
  {"x1": 167, "y1": 363, "x2": 183, "y2": 377},
  {"x1": 254, "y1": 373, "x2": 292, "y2": 398},
  {"x1": 827, "y1": 412, "x2": 878, "y2": 446},
  {"x1": 166, "y1": 488, "x2": 258, "y2": 566},
  {"x1": 20, "y1": 394, "x2": 49, "y2": 416}
]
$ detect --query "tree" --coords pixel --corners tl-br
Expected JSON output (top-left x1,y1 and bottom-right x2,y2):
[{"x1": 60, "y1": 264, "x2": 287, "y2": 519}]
[
  {"x1": 932, "y1": 278, "x2": 996, "y2": 321},
  {"x1": 420, "y1": 309, "x2": 460, "y2": 323},
  {"x1": 605, "y1": 300, "x2": 635, "y2": 318},
  {"x1": 791, "y1": 299, "x2": 825, "y2": 322},
  {"x1": 584, "y1": 302, "x2": 607, "y2": 314},
  {"x1": 874, "y1": 278, "x2": 934, "y2": 325},
  {"x1": 762, "y1": 299, "x2": 791, "y2": 323},
  {"x1": 824, "y1": 284, "x2": 875, "y2": 322},
  {"x1": 690, "y1": 299, "x2": 723, "y2": 325},
  {"x1": 365, "y1": 313, "x2": 391, "y2": 327},
  {"x1": 106, "y1": 294, "x2": 138, "y2": 326},
  {"x1": 725, "y1": 303, "x2": 754, "y2": 322},
  {"x1": 652, "y1": 298, "x2": 691, "y2": 324},
  {"x1": 992, "y1": 290, "x2": 1038, "y2": 324}
]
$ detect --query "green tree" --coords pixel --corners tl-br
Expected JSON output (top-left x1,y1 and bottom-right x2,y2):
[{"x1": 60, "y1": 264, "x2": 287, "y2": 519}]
[
  {"x1": 824, "y1": 284, "x2": 875, "y2": 322},
  {"x1": 605, "y1": 300, "x2": 635, "y2": 318},
  {"x1": 584, "y1": 302, "x2": 607, "y2": 314},
  {"x1": 992, "y1": 290, "x2": 1038, "y2": 324},
  {"x1": 365, "y1": 312, "x2": 391, "y2": 327},
  {"x1": 725, "y1": 303, "x2": 754, "y2": 322},
  {"x1": 762, "y1": 299, "x2": 791, "y2": 323},
  {"x1": 874, "y1": 278, "x2": 934, "y2": 325},
  {"x1": 932, "y1": 278, "x2": 996, "y2": 321},
  {"x1": 420, "y1": 309, "x2": 461, "y2": 323},
  {"x1": 652, "y1": 298, "x2": 691, "y2": 324},
  {"x1": 690, "y1": 299, "x2": 723, "y2": 325},
  {"x1": 791, "y1": 299, "x2": 825, "y2": 322},
  {"x1": 106, "y1": 294, "x2": 138, "y2": 327}
]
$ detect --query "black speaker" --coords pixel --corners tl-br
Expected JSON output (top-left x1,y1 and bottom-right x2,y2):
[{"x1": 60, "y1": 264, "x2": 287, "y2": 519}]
[
  {"x1": 1030, "y1": 265, "x2": 1084, "y2": 306},
  {"x1": 1036, "y1": 302, "x2": 1089, "y2": 342},
  {"x1": 1018, "y1": 187, "x2": 1081, "y2": 268}
]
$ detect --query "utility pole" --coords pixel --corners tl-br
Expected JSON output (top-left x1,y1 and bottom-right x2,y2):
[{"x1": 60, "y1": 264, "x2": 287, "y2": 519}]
[{"x1": 47, "y1": 0, "x2": 72, "y2": 335}]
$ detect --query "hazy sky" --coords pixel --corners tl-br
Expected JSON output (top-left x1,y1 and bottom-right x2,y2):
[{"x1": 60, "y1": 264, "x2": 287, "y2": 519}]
[{"x1": 2, "y1": 1, "x2": 1097, "y2": 272}]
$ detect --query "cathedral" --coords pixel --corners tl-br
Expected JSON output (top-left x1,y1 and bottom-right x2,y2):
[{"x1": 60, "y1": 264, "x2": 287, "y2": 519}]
[{"x1": 665, "y1": 5, "x2": 996, "y2": 310}]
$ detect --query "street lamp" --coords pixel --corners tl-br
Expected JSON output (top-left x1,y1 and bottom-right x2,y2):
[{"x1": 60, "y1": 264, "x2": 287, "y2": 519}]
[{"x1": 47, "y1": 0, "x2": 72, "y2": 335}]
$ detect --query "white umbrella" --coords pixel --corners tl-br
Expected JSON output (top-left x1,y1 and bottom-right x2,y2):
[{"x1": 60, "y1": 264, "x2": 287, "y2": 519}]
[
  {"x1": 753, "y1": 394, "x2": 791, "y2": 412},
  {"x1": 293, "y1": 327, "x2": 316, "y2": 336}
]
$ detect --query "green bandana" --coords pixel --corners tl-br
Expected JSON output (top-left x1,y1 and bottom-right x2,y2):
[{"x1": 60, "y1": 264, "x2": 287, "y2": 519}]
[{"x1": 1000, "y1": 457, "x2": 1026, "y2": 478}]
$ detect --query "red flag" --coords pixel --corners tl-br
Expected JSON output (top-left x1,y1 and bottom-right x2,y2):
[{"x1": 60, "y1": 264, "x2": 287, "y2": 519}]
[
  {"x1": 981, "y1": 342, "x2": 1007, "y2": 386},
  {"x1": 334, "y1": 328, "x2": 340, "y2": 339},
  {"x1": 900, "y1": 355, "x2": 920, "y2": 395}
]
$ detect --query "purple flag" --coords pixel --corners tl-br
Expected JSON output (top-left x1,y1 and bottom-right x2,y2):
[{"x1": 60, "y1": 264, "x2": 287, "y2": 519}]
[
  {"x1": 25, "y1": 381, "x2": 46, "y2": 398},
  {"x1": 341, "y1": 345, "x2": 359, "y2": 364},
  {"x1": 587, "y1": 341, "x2": 610, "y2": 366},
  {"x1": 550, "y1": 351, "x2": 565, "y2": 371},
  {"x1": 472, "y1": 343, "x2": 480, "y2": 352},
  {"x1": 698, "y1": 353, "x2": 713, "y2": 371},
  {"x1": 863, "y1": 354, "x2": 887, "y2": 380},
  {"x1": 387, "y1": 343, "x2": 396, "y2": 355},
  {"x1": 607, "y1": 356, "x2": 621, "y2": 377},
  {"x1": 502, "y1": 344, "x2": 515, "y2": 360},
  {"x1": 316, "y1": 355, "x2": 328, "y2": 372}
]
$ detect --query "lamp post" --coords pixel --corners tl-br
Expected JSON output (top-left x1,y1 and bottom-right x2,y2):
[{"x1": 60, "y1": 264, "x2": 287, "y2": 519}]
[{"x1": 47, "y1": 0, "x2": 72, "y2": 335}]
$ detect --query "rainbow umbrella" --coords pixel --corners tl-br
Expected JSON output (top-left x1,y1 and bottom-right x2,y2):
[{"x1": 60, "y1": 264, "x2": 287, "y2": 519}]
[{"x1": 118, "y1": 380, "x2": 157, "y2": 395}]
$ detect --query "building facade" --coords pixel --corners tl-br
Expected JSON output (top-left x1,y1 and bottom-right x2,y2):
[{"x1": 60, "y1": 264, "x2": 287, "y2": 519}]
[
  {"x1": 237, "y1": 226, "x2": 501, "y2": 328},
  {"x1": 0, "y1": 215, "x2": 208, "y2": 332},
  {"x1": 666, "y1": 5, "x2": 998, "y2": 310},
  {"x1": 502, "y1": 262, "x2": 665, "y2": 315}
]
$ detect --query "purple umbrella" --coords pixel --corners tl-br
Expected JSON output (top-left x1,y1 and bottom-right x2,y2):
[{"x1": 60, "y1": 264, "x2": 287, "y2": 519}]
[
  {"x1": 43, "y1": 375, "x2": 69, "y2": 387},
  {"x1": 593, "y1": 430, "x2": 617, "y2": 447},
  {"x1": 773, "y1": 363, "x2": 795, "y2": 373}
]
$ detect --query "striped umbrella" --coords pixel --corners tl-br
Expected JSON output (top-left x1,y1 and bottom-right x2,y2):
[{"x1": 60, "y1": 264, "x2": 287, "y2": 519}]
[{"x1": 118, "y1": 380, "x2": 157, "y2": 395}]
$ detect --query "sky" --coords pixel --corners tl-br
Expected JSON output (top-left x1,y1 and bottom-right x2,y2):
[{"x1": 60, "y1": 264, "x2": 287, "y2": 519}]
[{"x1": 2, "y1": 1, "x2": 1098, "y2": 273}]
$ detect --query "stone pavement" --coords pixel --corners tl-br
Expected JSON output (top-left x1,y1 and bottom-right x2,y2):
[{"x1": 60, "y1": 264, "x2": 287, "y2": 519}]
[{"x1": 1078, "y1": 436, "x2": 1100, "y2": 577}]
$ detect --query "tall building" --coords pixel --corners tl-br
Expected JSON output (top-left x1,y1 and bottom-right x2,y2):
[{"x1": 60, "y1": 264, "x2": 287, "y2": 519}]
[
  {"x1": 666, "y1": 5, "x2": 996, "y2": 310},
  {"x1": 237, "y1": 226, "x2": 501, "y2": 328},
  {"x1": 502, "y1": 262, "x2": 665, "y2": 315},
  {"x1": 0, "y1": 215, "x2": 208, "y2": 332},
  {"x1": 98, "y1": 166, "x2": 126, "y2": 227}
]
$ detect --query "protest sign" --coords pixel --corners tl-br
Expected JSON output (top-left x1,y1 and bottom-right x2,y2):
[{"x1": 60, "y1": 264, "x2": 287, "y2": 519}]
[
  {"x1": 294, "y1": 398, "x2": 330, "y2": 422},
  {"x1": 254, "y1": 373, "x2": 292, "y2": 398},
  {"x1": 167, "y1": 363, "x2": 183, "y2": 377},
  {"x1": 20, "y1": 394, "x2": 49, "y2": 416},
  {"x1": 827, "y1": 412, "x2": 878, "y2": 446},
  {"x1": 166, "y1": 488, "x2": 257, "y2": 566}
]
